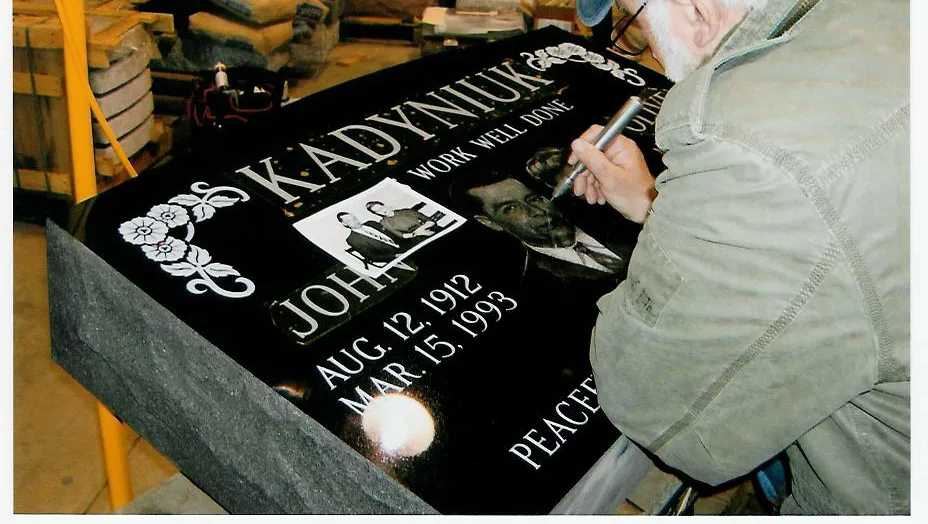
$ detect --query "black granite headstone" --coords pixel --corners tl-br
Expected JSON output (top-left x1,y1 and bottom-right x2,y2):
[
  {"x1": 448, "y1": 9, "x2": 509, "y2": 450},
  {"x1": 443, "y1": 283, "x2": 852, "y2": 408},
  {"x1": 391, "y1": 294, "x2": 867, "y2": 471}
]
[{"x1": 51, "y1": 27, "x2": 672, "y2": 514}]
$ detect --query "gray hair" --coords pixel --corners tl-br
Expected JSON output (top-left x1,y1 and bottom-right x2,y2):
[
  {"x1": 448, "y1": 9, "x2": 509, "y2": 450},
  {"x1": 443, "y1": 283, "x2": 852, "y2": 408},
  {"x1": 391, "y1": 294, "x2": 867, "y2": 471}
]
[
  {"x1": 719, "y1": 0, "x2": 768, "y2": 8},
  {"x1": 640, "y1": 0, "x2": 766, "y2": 81},
  {"x1": 626, "y1": 0, "x2": 768, "y2": 12},
  {"x1": 641, "y1": 0, "x2": 769, "y2": 36}
]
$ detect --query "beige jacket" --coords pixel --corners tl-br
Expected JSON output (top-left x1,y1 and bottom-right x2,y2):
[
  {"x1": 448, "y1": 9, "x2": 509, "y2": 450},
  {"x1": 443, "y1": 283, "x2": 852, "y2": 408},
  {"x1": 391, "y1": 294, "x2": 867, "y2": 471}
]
[{"x1": 590, "y1": 0, "x2": 909, "y2": 514}]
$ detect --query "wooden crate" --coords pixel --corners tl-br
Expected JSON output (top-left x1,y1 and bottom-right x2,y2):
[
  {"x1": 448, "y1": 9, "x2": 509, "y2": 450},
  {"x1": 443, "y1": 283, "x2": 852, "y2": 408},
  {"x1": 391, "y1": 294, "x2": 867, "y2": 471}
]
[
  {"x1": 13, "y1": 13, "x2": 71, "y2": 195},
  {"x1": 12, "y1": 2, "x2": 174, "y2": 197}
]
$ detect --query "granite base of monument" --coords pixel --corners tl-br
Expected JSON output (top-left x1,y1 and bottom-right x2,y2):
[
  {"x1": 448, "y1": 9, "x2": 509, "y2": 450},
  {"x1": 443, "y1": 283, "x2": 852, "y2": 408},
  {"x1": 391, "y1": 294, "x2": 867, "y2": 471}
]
[{"x1": 48, "y1": 220, "x2": 659, "y2": 513}]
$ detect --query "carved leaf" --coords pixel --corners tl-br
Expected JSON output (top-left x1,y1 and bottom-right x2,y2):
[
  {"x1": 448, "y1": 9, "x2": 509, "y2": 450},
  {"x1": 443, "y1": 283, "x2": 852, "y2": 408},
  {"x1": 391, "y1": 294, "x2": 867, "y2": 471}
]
[
  {"x1": 169, "y1": 194, "x2": 201, "y2": 206},
  {"x1": 186, "y1": 245, "x2": 212, "y2": 266},
  {"x1": 203, "y1": 263, "x2": 240, "y2": 278},
  {"x1": 207, "y1": 195, "x2": 240, "y2": 208},
  {"x1": 161, "y1": 262, "x2": 198, "y2": 277},
  {"x1": 192, "y1": 203, "x2": 216, "y2": 222}
]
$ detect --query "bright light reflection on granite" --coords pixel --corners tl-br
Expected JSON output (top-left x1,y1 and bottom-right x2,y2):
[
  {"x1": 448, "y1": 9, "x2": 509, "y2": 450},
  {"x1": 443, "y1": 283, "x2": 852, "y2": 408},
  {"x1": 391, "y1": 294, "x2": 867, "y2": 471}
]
[{"x1": 362, "y1": 394, "x2": 435, "y2": 457}]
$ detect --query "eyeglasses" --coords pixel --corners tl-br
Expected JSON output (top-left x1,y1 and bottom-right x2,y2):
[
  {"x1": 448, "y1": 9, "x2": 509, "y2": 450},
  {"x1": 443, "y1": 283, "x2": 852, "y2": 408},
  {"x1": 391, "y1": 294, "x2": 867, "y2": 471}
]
[{"x1": 610, "y1": 1, "x2": 648, "y2": 56}]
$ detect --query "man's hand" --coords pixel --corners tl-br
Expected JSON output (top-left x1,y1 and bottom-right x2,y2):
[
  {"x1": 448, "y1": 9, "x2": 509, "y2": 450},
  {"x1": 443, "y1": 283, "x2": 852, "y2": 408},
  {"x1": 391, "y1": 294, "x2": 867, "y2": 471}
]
[
  {"x1": 568, "y1": 125, "x2": 657, "y2": 224},
  {"x1": 412, "y1": 222, "x2": 436, "y2": 237}
]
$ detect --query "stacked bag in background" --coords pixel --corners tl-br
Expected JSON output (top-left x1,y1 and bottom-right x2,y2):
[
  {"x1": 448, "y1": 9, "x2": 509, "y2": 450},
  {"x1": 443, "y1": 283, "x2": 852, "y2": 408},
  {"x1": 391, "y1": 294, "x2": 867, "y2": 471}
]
[
  {"x1": 209, "y1": 0, "x2": 328, "y2": 25},
  {"x1": 289, "y1": 0, "x2": 344, "y2": 72},
  {"x1": 187, "y1": 9, "x2": 296, "y2": 71},
  {"x1": 155, "y1": 0, "x2": 344, "y2": 74}
]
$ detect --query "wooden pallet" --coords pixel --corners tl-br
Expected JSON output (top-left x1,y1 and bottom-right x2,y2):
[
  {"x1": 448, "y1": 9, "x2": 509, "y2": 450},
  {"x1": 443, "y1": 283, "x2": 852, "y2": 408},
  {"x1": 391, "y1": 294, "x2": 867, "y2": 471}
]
[
  {"x1": 96, "y1": 116, "x2": 176, "y2": 187},
  {"x1": 15, "y1": 115, "x2": 175, "y2": 195},
  {"x1": 12, "y1": 2, "x2": 174, "y2": 197}
]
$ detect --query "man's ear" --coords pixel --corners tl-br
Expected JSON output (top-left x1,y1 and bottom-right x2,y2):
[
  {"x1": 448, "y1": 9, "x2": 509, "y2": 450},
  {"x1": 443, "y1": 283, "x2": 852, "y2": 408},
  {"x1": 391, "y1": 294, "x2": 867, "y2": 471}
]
[
  {"x1": 474, "y1": 215, "x2": 504, "y2": 232},
  {"x1": 677, "y1": 0, "x2": 722, "y2": 51}
]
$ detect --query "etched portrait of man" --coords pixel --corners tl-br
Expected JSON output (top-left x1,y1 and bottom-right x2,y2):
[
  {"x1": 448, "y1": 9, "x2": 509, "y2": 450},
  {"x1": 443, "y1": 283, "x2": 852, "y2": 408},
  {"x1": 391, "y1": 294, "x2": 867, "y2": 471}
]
[{"x1": 450, "y1": 171, "x2": 629, "y2": 283}]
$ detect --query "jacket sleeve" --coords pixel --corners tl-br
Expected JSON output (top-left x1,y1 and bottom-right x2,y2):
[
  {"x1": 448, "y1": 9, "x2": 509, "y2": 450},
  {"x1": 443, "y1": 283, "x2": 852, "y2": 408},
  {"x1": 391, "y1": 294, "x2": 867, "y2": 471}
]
[{"x1": 590, "y1": 137, "x2": 878, "y2": 485}]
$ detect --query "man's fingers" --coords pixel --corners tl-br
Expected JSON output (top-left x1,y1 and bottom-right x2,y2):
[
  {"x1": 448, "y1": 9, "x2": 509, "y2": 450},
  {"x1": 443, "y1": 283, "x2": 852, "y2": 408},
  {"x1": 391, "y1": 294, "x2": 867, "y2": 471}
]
[
  {"x1": 567, "y1": 124, "x2": 604, "y2": 165},
  {"x1": 603, "y1": 134, "x2": 639, "y2": 163},
  {"x1": 571, "y1": 172, "x2": 583, "y2": 196},
  {"x1": 567, "y1": 126, "x2": 655, "y2": 220},
  {"x1": 581, "y1": 125, "x2": 603, "y2": 141},
  {"x1": 577, "y1": 171, "x2": 600, "y2": 205},
  {"x1": 585, "y1": 184, "x2": 597, "y2": 205},
  {"x1": 572, "y1": 171, "x2": 589, "y2": 197},
  {"x1": 592, "y1": 179, "x2": 606, "y2": 205},
  {"x1": 571, "y1": 139, "x2": 617, "y2": 188}
]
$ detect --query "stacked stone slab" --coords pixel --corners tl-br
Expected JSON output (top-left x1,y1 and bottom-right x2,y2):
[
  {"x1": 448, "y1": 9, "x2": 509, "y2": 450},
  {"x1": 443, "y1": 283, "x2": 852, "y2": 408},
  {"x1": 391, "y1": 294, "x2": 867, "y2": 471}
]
[{"x1": 89, "y1": 36, "x2": 155, "y2": 175}]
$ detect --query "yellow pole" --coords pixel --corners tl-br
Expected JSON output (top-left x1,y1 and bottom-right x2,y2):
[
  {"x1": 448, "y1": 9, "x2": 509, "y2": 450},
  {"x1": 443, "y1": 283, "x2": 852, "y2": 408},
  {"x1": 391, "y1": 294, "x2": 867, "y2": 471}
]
[
  {"x1": 60, "y1": 0, "x2": 97, "y2": 202},
  {"x1": 96, "y1": 401, "x2": 134, "y2": 510}
]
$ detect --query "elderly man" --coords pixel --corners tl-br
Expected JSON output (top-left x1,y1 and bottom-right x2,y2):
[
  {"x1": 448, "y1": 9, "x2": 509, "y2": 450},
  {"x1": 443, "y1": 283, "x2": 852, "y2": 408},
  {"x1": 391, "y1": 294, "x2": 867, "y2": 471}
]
[{"x1": 570, "y1": 0, "x2": 909, "y2": 515}]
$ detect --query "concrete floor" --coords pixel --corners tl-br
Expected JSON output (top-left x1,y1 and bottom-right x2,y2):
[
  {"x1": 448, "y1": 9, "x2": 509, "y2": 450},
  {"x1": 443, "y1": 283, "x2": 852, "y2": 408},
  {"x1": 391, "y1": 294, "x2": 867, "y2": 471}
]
[
  {"x1": 13, "y1": 221, "x2": 179, "y2": 513},
  {"x1": 11, "y1": 41, "x2": 421, "y2": 514}
]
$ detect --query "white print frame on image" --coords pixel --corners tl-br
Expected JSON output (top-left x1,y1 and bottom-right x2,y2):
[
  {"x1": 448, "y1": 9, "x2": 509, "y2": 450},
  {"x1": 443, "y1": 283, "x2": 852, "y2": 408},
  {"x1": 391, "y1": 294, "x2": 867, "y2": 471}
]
[{"x1": 293, "y1": 178, "x2": 466, "y2": 278}]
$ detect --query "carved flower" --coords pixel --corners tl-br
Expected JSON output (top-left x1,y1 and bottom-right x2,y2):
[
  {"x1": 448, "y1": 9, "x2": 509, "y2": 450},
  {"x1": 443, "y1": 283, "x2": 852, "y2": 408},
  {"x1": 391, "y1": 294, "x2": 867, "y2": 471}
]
[
  {"x1": 545, "y1": 45, "x2": 568, "y2": 60},
  {"x1": 141, "y1": 236, "x2": 187, "y2": 262},
  {"x1": 586, "y1": 52, "x2": 614, "y2": 71},
  {"x1": 552, "y1": 43, "x2": 586, "y2": 60},
  {"x1": 147, "y1": 204, "x2": 190, "y2": 228},
  {"x1": 119, "y1": 216, "x2": 168, "y2": 245},
  {"x1": 531, "y1": 50, "x2": 556, "y2": 69}
]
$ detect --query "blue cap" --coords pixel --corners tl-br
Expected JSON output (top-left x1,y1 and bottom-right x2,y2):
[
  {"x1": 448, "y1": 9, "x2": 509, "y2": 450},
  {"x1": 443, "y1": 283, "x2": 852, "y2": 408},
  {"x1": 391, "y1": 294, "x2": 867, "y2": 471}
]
[{"x1": 576, "y1": 0, "x2": 615, "y2": 27}]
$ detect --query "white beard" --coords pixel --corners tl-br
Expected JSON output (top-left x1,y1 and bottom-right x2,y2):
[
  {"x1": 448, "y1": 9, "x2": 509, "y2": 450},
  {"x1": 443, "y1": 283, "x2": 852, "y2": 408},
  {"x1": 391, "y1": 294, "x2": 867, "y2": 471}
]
[{"x1": 646, "y1": 3, "x2": 706, "y2": 83}]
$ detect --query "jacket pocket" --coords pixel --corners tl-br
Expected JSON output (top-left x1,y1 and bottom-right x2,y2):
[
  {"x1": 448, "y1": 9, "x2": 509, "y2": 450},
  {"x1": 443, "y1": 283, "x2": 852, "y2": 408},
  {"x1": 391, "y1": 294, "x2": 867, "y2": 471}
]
[{"x1": 623, "y1": 225, "x2": 684, "y2": 328}]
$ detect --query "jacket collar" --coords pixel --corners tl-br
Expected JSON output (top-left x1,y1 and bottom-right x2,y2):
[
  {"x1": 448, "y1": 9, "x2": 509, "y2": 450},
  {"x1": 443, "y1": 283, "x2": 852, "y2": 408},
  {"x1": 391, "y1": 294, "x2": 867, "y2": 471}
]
[
  {"x1": 653, "y1": 0, "x2": 819, "y2": 144},
  {"x1": 719, "y1": 0, "x2": 820, "y2": 53}
]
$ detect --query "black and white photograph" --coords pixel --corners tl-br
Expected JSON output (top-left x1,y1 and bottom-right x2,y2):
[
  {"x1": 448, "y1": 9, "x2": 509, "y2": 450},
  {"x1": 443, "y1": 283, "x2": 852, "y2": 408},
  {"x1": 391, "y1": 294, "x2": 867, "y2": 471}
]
[{"x1": 294, "y1": 178, "x2": 465, "y2": 277}]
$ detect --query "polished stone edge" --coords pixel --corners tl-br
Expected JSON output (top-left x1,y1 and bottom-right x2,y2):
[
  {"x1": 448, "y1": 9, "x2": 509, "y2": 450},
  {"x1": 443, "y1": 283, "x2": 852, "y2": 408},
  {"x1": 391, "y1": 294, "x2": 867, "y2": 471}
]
[{"x1": 46, "y1": 220, "x2": 437, "y2": 515}]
